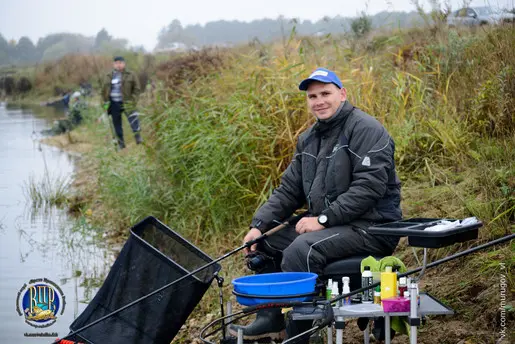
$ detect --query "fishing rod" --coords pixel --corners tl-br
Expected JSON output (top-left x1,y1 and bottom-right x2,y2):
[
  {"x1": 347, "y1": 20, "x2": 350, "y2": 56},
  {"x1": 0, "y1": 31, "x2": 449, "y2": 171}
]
[
  {"x1": 52, "y1": 212, "x2": 308, "y2": 344},
  {"x1": 199, "y1": 232, "x2": 515, "y2": 344}
]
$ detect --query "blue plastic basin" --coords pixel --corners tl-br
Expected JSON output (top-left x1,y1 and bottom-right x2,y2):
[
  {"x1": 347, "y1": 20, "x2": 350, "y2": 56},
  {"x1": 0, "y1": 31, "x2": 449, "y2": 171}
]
[{"x1": 232, "y1": 272, "x2": 318, "y2": 306}]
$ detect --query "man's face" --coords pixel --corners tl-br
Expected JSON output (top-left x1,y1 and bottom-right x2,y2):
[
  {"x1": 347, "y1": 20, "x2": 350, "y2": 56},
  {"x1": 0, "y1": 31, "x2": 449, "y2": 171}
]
[
  {"x1": 306, "y1": 82, "x2": 347, "y2": 120},
  {"x1": 113, "y1": 61, "x2": 126, "y2": 71}
]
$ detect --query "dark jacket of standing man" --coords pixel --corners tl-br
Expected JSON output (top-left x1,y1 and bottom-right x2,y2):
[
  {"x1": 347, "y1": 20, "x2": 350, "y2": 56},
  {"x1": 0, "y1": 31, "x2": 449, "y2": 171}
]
[
  {"x1": 229, "y1": 68, "x2": 402, "y2": 341},
  {"x1": 102, "y1": 56, "x2": 142, "y2": 149}
]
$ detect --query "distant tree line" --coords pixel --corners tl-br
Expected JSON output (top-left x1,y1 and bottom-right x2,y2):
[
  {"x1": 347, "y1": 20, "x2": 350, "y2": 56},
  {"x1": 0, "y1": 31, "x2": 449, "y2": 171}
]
[
  {"x1": 0, "y1": 28, "x2": 130, "y2": 66},
  {"x1": 156, "y1": 11, "x2": 423, "y2": 49}
]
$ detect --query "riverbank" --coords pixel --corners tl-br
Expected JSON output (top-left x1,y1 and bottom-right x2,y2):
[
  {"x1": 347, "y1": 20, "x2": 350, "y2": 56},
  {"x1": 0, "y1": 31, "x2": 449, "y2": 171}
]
[{"x1": 40, "y1": 23, "x2": 513, "y2": 343}]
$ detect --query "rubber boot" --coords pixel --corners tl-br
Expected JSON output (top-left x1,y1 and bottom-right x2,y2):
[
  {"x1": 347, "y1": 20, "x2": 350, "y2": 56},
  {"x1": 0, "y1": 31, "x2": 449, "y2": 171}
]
[
  {"x1": 371, "y1": 318, "x2": 395, "y2": 341},
  {"x1": 285, "y1": 312, "x2": 313, "y2": 344},
  {"x1": 134, "y1": 132, "x2": 143, "y2": 144},
  {"x1": 228, "y1": 309, "x2": 286, "y2": 341}
]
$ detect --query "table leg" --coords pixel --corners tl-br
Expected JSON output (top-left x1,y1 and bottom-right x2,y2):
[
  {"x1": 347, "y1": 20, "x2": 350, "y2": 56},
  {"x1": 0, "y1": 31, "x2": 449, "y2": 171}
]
[
  {"x1": 237, "y1": 328, "x2": 243, "y2": 344},
  {"x1": 327, "y1": 326, "x2": 333, "y2": 344},
  {"x1": 411, "y1": 324, "x2": 418, "y2": 344},
  {"x1": 364, "y1": 320, "x2": 370, "y2": 344},
  {"x1": 384, "y1": 315, "x2": 391, "y2": 344},
  {"x1": 336, "y1": 329, "x2": 343, "y2": 344},
  {"x1": 410, "y1": 282, "x2": 419, "y2": 344},
  {"x1": 336, "y1": 316, "x2": 344, "y2": 344},
  {"x1": 225, "y1": 301, "x2": 232, "y2": 337}
]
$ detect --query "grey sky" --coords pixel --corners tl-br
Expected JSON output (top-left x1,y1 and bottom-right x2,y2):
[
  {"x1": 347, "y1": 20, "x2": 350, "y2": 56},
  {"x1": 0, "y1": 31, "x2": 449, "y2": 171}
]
[{"x1": 0, "y1": 0, "x2": 512, "y2": 50}]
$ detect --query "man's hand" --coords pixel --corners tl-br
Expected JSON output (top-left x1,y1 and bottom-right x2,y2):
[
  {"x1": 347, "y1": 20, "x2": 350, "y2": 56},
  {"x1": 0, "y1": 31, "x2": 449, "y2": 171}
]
[
  {"x1": 295, "y1": 217, "x2": 324, "y2": 234},
  {"x1": 243, "y1": 228, "x2": 262, "y2": 255}
]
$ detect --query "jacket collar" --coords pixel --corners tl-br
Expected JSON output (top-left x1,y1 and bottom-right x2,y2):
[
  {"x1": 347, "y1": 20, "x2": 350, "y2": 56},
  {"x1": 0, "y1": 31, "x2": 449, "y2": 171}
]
[
  {"x1": 113, "y1": 68, "x2": 129, "y2": 75},
  {"x1": 313, "y1": 100, "x2": 353, "y2": 134}
]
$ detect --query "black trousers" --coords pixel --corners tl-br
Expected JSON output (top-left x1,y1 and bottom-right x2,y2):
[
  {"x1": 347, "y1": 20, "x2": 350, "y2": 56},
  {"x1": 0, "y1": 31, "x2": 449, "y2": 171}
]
[
  {"x1": 108, "y1": 101, "x2": 140, "y2": 144},
  {"x1": 257, "y1": 221, "x2": 398, "y2": 275}
]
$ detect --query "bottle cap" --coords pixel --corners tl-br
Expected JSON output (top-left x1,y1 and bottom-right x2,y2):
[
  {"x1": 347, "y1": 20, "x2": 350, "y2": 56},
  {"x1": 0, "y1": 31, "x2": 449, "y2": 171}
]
[
  {"x1": 364, "y1": 266, "x2": 370, "y2": 271},
  {"x1": 376, "y1": 285, "x2": 381, "y2": 292},
  {"x1": 342, "y1": 276, "x2": 350, "y2": 284},
  {"x1": 399, "y1": 277, "x2": 407, "y2": 285},
  {"x1": 385, "y1": 266, "x2": 392, "y2": 273}
]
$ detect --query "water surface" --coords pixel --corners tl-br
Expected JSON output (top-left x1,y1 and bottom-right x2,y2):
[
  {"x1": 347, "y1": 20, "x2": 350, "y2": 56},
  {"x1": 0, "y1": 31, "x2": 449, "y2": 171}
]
[{"x1": 0, "y1": 104, "x2": 111, "y2": 342}]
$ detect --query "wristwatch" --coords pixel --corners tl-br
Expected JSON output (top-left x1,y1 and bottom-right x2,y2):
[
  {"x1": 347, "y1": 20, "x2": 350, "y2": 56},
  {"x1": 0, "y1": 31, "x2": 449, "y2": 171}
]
[{"x1": 318, "y1": 214, "x2": 328, "y2": 227}]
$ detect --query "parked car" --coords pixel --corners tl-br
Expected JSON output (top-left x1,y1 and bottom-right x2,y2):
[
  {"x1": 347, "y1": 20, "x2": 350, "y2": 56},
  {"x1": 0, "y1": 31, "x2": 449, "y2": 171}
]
[{"x1": 447, "y1": 7, "x2": 515, "y2": 27}]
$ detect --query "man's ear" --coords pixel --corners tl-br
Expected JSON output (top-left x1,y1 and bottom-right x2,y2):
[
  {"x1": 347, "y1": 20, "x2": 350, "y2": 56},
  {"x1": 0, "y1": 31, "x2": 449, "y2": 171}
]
[{"x1": 340, "y1": 87, "x2": 347, "y2": 101}]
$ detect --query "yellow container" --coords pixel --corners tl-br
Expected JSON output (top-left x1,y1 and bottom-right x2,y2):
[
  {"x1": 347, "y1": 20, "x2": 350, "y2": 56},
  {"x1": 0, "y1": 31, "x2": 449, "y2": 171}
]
[{"x1": 380, "y1": 266, "x2": 397, "y2": 303}]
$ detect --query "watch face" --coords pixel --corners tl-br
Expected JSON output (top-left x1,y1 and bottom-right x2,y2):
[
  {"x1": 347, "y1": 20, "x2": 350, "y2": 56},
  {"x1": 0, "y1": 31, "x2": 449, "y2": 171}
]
[{"x1": 319, "y1": 215, "x2": 328, "y2": 224}]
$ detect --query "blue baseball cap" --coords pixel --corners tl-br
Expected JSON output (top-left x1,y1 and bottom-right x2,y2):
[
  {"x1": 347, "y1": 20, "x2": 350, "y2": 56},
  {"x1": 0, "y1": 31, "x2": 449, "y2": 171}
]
[{"x1": 298, "y1": 68, "x2": 343, "y2": 91}]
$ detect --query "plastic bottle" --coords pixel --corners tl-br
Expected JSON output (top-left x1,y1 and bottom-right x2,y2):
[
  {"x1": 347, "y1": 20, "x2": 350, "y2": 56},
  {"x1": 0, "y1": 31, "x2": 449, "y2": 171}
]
[
  {"x1": 332, "y1": 281, "x2": 340, "y2": 306},
  {"x1": 361, "y1": 266, "x2": 373, "y2": 303},
  {"x1": 398, "y1": 277, "x2": 408, "y2": 297},
  {"x1": 341, "y1": 276, "x2": 351, "y2": 306},
  {"x1": 373, "y1": 285, "x2": 381, "y2": 304},
  {"x1": 380, "y1": 266, "x2": 397, "y2": 302},
  {"x1": 326, "y1": 279, "x2": 333, "y2": 300}
]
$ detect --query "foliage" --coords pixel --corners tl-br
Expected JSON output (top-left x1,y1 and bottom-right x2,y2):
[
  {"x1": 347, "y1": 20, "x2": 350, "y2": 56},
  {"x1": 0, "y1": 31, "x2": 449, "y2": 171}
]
[
  {"x1": 155, "y1": 12, "x2": 424, "y2": 48},
  {"x1": 0, "y1": 29, "x2": 131, "y2": 67},
  {"x1": 33, "y1": 54, "x2": 112, "y2": 96},
  {"x1": 94, "y1": 28, "x2": 112, "y2": 51},
  {"x1": 23, "y1": 173, "x2": 70, "y2": 208},
  {"x1": 154, "y1": 49, "x2": 225, "y2": 94},
  {"x1": 351, "y1": 12, "x2": 372, "y2": 38},
  {"x1": 82, "y1": 24, "x2": 514, "y2": 241}
]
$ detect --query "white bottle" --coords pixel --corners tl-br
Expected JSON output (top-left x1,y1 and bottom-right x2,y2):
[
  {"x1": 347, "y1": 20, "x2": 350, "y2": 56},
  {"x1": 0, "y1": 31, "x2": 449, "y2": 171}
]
[
  {"x1": 342, "y1": 276, "x2": 351, "y2": 306},
  {"x1": 331, "y1": 281, "x2": 340, "y2": 306},
  {"x1": 361, "y1": 266, "x2": 373, "y2": 303}
]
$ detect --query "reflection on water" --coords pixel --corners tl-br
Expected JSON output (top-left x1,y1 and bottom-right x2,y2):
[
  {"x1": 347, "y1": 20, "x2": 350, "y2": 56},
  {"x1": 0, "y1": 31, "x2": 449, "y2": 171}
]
[{"x1": 0, "y1": 104, "x2": 113, "y2": 342}]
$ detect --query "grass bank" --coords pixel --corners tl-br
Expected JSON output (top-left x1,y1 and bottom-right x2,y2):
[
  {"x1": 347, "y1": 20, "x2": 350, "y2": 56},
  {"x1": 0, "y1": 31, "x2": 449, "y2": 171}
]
[{"x1": 44, "y1": 24, "x2": 514, "y2": 343}]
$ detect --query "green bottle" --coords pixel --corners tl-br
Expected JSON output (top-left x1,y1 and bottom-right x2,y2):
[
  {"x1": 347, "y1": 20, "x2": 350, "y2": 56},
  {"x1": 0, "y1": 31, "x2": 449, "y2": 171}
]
[
  {"x1": 326, "y1": 279, "x2": 333, "y2": 300},
  {"x1": 374, "y1": 285, "x2": 381, "y2": 304}
]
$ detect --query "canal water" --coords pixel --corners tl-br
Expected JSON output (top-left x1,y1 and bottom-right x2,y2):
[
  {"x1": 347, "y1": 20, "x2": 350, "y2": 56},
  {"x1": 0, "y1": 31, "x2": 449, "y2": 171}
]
[{"x1": 0, "y1": 103, "x2": 112, "y2": 342}]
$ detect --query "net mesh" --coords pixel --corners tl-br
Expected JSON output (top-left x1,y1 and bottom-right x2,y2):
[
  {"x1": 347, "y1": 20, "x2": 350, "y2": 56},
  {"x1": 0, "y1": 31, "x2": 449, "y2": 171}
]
[{"x1": 68, "y1": 216, "x2": 220, "y2": 344}]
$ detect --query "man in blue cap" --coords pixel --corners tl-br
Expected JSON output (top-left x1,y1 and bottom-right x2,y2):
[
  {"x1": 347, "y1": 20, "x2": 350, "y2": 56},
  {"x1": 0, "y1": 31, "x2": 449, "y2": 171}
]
[
  {"x1": 229, "y1": 68, "x2": 402, "y2": 341},
  {"x1": 102, "y1": 56, "x2": 142, "y2": 149}
]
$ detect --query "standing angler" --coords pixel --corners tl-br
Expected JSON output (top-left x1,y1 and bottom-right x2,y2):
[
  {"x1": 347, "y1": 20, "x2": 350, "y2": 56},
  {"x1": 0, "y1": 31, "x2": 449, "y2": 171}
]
[{"x1": 102, "y1": 56, "x2": 142, "y2": 149}]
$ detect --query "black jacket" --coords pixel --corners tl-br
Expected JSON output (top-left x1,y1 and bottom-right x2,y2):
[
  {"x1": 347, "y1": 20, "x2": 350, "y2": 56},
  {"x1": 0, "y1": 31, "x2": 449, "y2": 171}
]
[{"x1": 250, "y1": 101, "x2": 402, "y2": 232}]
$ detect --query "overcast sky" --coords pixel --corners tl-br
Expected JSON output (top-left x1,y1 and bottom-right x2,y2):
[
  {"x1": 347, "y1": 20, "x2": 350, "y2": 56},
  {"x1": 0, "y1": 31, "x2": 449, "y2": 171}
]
[{"x1": 1, "y1": 0, "x2": 512, "y2": 50}]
